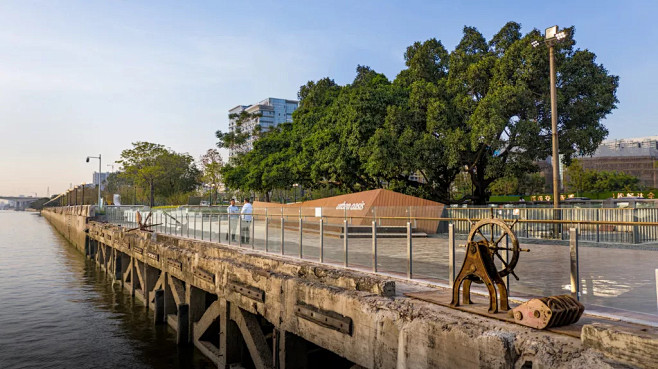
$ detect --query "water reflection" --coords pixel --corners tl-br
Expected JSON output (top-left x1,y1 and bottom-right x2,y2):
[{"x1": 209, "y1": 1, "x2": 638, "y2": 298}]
[{"x1": 0, "y1": 211, "x2": 213, "y2": 369}]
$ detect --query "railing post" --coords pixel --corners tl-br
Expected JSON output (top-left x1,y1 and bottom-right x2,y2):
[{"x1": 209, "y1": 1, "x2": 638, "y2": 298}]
[
  {"x1": 504, "y1": 234, "x2": 510, "y2": 293},
  {"x1": 194, "y1": 210, "x2": 197, "y2": 239},
  {"x1": 228, "y1": 215, "x2": 232, "y2": 245},
  {"x1": 655, "y1": 269, "x2": 658, "y2": 312},
  {"x1": 372, "y1": 221, "x2": 377, "y2": 273},
  {"x1": 596, "y1": 209, "x2": 600, "y2": 243},
  {"x1": 298, "y1": 212, "x2": 303, "y2": 259},
  {"x1": 281, "y1": 215, "x2": 285, "y2": 255},
  {"x1": 632, "y1": 208, "x2": 640, "y2": 244},
  {"x1": 186, "y1": 213, "x2": 190, "y2": 238},
  {"x1": 209, "y1": 211, "x2": 213, "y2": 242},
  {"x1": 319, "y1": 217, "x2": 324, "y2": 263},
  {"x1": 217, "y1": 213, "x2": 221, "y2": 242},
  {"x1": 407, "y1": 222, "x2": 413, "y2": 279},
  {"x1": 238, "y1": 215, "x2": 242, "y2": 247},
  {"x1": 251, "y1": 212, "x2": 255, "y2": 249},
  {"x1": 569, "y1": 227, "x2": 580, "y2": 300},
  {"x1": 343, "y1": 219, "x2": 348, "y2": 267},
  {"x1": 201, "y1": 212, "x2": 204, "y2": 240},
  {"x1": 265, "y1": 209, "x2": 269, "y2": 252},
  {"x1": 448, "y1": 224, "x2": 455, "y2": 287}
]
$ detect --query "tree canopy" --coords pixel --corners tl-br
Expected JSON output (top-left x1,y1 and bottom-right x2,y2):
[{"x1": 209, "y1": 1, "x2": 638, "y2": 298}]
[
  {"x1": 566, "y1": 159, "x2": 641, "y2": 194},
  {"x1": 117, "y1": 142, "x2": 200, "y2": 206},
  {"x1": 219, "y1": 22, "x2": 618, "y2": 204}
]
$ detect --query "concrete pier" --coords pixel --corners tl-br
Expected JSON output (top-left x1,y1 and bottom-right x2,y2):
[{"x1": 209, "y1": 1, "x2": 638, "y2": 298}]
[{"x1": 42, "y1": 206, "x2": 657, "y2": 369}]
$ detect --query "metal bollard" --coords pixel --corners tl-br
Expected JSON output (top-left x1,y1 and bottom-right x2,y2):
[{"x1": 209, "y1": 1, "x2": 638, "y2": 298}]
[
  {"x1": 343, "y1": 220, "x2": 349, "y2": 267},
  {"x1": 448, "y1": 224, "x2": 455, "y2": 287},
  {"x1": 407, "y1": 222, "x2": 413, "y2": 279},
  {"x1": 372, "y1": 221, "x2": 377, "y2": 272},
  {"x1": 569, "y1": 228, "x2": 580, "y2": 300}
]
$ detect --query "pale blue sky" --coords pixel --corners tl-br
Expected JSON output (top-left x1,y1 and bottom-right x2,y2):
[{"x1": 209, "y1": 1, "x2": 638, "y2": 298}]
[{"x1": 0, "y1": 0, "x2": 655, "y2": 196}]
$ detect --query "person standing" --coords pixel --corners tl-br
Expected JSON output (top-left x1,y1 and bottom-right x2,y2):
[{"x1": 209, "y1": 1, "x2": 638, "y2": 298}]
[
  {"x1": 240, "y1": 198, "x2": 253, "y2": 243},
  {"x1": 227, "y1": 199, "x2": 239, "y2": 241}
]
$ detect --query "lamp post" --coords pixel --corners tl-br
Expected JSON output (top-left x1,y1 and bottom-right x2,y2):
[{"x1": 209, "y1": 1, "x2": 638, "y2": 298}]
[
  {"x1": 292, "y1": 183, "x2": 299, "y2": 203},
  {"x1": 86, "y1": 154, "x2": 102, "y2": 208},
  {"x1": 532, "y1": 25, "x2": 568, "y2": 209}
]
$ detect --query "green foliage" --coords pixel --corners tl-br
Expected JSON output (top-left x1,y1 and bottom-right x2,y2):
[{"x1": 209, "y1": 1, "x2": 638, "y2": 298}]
[
  {"x1": 566, "y1": 159, "x2": 642, "y2": 193},
  {"x1": 199, "y1": 149, "x2": 224, "y2": 204},
  {"x1": 490, "y1": 176, "x2": 519, "y2": 195},
  {"x1": 216, "y1": 111, "x2": 262, "y2": 151},
  {"x1": 117, "y1": 142, "x2": 200, "y2": 206},
  {"x1": 219, "y1": 22, "x2": 618, "y2": 204},
  {"x1": 518, "y1": 173, "x2": 546, "y2": 195}
]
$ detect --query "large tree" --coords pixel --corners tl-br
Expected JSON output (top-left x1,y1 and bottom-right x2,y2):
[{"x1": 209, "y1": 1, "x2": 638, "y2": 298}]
[
  {"x1": 432, "y1": 22, "x2": 619, "y2": 203},
  {"x1": 199, "y1": 149, "x2": 224, "y2": 204},
  {"x1": 218, "y1": 22, "x2": 618, "y2": 205},
  {"x1": 117, "y1": 142, "x2": 200, "y2": 207}
]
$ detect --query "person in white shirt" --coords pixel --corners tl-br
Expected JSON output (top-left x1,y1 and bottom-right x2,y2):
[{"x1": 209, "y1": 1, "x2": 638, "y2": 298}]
[
  {"x1": 226, "y1": 199, "x2": 239, "y2": 241},
  {"x1": 240, "y1": 198, "x2": 253, "y2": 243}
]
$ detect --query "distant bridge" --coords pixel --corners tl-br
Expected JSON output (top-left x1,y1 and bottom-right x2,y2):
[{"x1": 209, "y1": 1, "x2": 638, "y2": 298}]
[{"x1": 0, "y1": 196, "x2": 41, "y2": 211}]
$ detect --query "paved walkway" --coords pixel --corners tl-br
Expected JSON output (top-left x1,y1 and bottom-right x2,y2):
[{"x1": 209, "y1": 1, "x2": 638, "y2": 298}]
[{"x1": 150, "y1": 217, "x2": 658, "y2": 318}]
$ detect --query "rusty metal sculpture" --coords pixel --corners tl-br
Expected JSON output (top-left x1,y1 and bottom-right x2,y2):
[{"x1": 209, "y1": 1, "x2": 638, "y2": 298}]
[
  {"x1": 127, "y1": 211, "x2": 161, "y2": 232},
  {"x1": 451, "y1": 218, "x2": 528, "y2": 313}
]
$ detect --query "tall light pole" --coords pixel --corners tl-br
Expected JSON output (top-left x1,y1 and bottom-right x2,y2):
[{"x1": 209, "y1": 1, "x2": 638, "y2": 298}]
[
  {"x1": 292, "y1": 183, "x2": 299, "y2": 203},
  {"x1": 86, "y1": 154, "x2": 102, "y2": 208},
  {"x1": 532, "y1": 25, "x2": 568, "y2": 209}
]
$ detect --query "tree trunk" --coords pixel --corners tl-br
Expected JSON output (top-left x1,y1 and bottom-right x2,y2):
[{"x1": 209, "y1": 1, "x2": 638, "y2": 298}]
[{"x1": 471, "y1": 168, "x2": 490, "y2": 205}]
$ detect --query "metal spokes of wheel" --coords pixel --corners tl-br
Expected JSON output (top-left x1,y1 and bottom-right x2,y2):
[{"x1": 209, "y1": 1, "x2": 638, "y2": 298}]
[{"x1": 466, "y1": 218, "x2": 522, "y2": 280}]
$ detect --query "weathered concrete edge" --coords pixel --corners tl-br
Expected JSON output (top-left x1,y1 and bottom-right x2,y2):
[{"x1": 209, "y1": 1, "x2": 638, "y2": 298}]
[
  {"x1": 582, "y1": 323, "x2": 658, "y2": 369},
  {"x1": 43, "y1": 208, "x2": 636, "y2": 369}
]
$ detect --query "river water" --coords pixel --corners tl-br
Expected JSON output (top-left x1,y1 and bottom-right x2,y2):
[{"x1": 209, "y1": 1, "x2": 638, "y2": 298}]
[{"x1": 0, "y1": 211, "x2": 214, "y2": 369}]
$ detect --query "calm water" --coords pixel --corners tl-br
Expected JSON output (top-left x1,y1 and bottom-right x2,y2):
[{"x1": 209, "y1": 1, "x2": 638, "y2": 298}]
[{"x1": 0, "y1": 211, "x2": 214, "y2": 369}]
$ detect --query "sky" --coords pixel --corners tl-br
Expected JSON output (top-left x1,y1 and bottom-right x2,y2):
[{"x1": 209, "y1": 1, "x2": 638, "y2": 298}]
[{"x1": 0, "y1": 0, "x2": 656, "y2": 196}]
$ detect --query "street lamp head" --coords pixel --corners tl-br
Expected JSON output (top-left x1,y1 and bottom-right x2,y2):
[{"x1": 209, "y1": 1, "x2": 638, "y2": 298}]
[
  {"x1": 545, "y1": 25, "x2": 558, "y2": 40},
  {"x1": 86, "y1": 157, "x2": 90, "y2": 163},
  {"x1": 531, "y1": 40, "x2": 540, "y2": 48}
]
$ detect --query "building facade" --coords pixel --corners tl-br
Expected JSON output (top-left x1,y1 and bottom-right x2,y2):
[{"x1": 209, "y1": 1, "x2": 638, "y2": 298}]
[
  {"x1": 228, "y1": 97, "x2": 298, "y2": 158},
  {"x1": 93, "y1": 172, "x2": 110, "y2": 190},
  {"x1": 577, "y1": 136, "x2": 658, "y2": 188}
]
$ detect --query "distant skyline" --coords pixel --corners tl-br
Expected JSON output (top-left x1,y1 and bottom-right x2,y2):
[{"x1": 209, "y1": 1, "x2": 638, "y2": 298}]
[{"x1": 1, "y1": 0, "x2": 656, "y2": 196}]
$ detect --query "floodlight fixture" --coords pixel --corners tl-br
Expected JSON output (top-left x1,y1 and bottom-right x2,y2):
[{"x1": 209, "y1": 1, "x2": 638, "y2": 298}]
[
  {"x1": 555, "y1": 31, "x2": 567, "y2": 40},
  {"x1": 545, "y1": 25, "x2": 558, "y2": 40},
  {"x1": 531, "y1": 40, "x2": 540, "y2": 48}
]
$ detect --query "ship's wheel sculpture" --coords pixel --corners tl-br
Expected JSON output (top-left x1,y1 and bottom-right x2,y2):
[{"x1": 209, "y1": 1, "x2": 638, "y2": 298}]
[{"x1": 450, "y1": 217, "x2": 528, "y2": 313}]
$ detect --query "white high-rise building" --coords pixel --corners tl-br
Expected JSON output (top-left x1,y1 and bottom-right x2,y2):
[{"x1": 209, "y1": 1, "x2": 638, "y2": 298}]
[
  {"x1": 93, "y1": 172, "x2": 110, "y2": 190},
  {"x1": 228, "y1": 97, "x2": 298, "y2": 158}
]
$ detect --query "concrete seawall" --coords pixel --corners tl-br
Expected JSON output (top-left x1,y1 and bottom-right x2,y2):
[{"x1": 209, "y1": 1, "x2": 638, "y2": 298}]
[
  {"x1": 42, "y1": 206, "x2": 94, "y2": 254},
  {"x1": 42, "y1": 207, "x2": 654, "y2": 369}
]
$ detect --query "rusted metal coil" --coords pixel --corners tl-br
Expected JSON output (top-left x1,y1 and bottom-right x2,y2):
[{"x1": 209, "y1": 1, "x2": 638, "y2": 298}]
[{"x1": 510, "y1": 295, "x2": 584, "y2": 329}]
